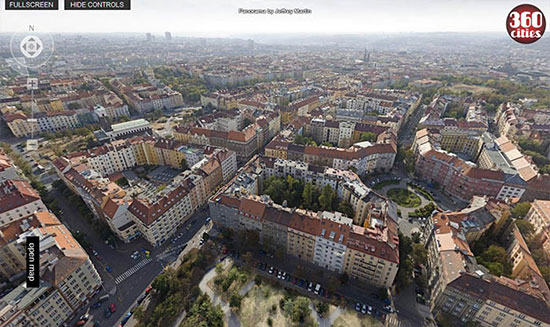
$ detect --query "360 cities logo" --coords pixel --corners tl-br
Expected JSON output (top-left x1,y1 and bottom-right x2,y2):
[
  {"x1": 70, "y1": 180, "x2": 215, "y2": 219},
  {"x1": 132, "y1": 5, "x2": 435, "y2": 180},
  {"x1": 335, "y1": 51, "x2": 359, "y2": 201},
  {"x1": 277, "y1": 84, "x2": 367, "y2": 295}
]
[{"x1": 506, "y1": 4, "x2": 546, "y2": 44}]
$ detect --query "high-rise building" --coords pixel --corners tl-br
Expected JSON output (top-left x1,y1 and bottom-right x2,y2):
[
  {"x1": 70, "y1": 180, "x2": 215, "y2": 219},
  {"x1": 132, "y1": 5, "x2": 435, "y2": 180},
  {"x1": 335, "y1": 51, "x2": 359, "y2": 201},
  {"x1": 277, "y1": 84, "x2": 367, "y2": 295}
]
[
  {"x1": 165, "y1": 32, "x2": 172, "y2": 41},
  {"x1": 146, "y1": 33, "x2": 152, "y2": 41}
]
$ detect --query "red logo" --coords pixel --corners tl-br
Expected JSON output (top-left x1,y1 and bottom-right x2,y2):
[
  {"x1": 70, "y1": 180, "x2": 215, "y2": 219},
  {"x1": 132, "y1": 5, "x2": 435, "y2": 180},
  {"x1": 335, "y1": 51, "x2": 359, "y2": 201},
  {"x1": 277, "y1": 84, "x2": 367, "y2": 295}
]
[{"x1": 507, "y1": 4, "x2": 546, "y2": 44}]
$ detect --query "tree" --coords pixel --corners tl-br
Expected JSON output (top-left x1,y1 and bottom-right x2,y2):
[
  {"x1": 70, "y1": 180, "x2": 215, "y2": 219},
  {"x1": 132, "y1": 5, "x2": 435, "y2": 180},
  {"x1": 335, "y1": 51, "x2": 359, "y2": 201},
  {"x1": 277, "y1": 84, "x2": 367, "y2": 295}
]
[
  {"x1": 151, "y1": 268, "x2": 180, "y2": 299},
  {"x1": 319, "y1": 184, "x2": 336, "y2": 211},
  {"x1": 242, "y1": 251, "x2": 253, "y2": 265},
  {"x1": 396, "y1": 233, "x2": 413, "y2": 288},
  {"x1": 411, "y1": 243, "x2": 427, "y2": 266},
  {"x1": 316, "y1": 301, "x2": 329, "y2": 317},
  {"x1": 515, "y1": 220, "x2": 535, "y2": 238},
  {"x1": 359, "y1": 132, "x2": 376, "y2": 142},
  {"x1": 302, "y1": 182, "x2": 314, "y2": 209},
  {"x1": 511, "y1": 202, "x2": 531, "y2": 218},
  {"x1": 181, "y1": 158, "x2": 189, "y2": 170},
  {"x1": 229, "y1": 293, "x2": 242, "y2": 310},
  {"x1": 338, "y1": 200, "x2": 354, "y2": 218},
  {"x1": 284, "y1": 297, "x2": 311, "y2": 323},
  {"x1": 340, "y1": 272, "x2": 349, "y2": 285}
]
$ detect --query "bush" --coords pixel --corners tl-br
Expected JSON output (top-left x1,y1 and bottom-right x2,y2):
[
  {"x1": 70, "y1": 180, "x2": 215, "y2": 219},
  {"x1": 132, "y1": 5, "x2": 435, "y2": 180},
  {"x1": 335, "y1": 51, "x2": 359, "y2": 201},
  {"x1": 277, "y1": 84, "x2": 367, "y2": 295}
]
[
  {"x1": 316, "y1": 301, "x2": 329, "y2": 317},
  {"x1": 387, "y1": 188, "x2": 421, "y2": 208},
  {"x1": 229, "y1": 293, "x2": 242, "y2": 309},
  {"x1": 373, "y1": 179, "x2": 399, "y2": 190}
]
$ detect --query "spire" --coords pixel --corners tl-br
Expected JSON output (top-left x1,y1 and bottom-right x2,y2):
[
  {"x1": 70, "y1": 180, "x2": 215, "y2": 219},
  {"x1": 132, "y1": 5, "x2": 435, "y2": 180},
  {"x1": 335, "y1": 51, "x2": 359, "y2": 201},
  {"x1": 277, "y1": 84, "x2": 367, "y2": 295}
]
[{"x1": 363, "y1": 48, "x2": 370, "y2": 63}]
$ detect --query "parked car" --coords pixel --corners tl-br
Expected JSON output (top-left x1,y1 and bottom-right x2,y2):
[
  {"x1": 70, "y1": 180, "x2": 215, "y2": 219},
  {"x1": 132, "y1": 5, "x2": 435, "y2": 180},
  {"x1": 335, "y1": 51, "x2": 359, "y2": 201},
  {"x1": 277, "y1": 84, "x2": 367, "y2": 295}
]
[
  {"x1": 355, "y1": 302, "x2": 362, "y2": 312},
  {"x1": 120, "y1": 312, "x2": 132, "y2": 325},
  {"x1": 367, "y1": 305, "x2": 373, "y2": 315},
  {"x1": 314, "y1": 283, "x2": 321, "y2": 295},
  {"x1": 98, "y1": 294, "x2": 110, "y2": 303},
  {"x1": 268, "y1": 266, "x2": 274, "y2": 274},
  {"x1": 104, "y1": 307, "x2": 112, "y2": 318},
  {"x1": 105, "y1": 266, "x2": 112, "y2": 273},
  {"x1": 307, "y1": 282, "x2": 314, "y2": 292},
  {"x1": 361, "y1": 304, "x2": 367, "y2": 315},
  {"x1": 91, "y1": 301, "x2": 102, "y2": 309},
  {"x1": 109, "y1": 303, "x2": 116, "y2": 313}
]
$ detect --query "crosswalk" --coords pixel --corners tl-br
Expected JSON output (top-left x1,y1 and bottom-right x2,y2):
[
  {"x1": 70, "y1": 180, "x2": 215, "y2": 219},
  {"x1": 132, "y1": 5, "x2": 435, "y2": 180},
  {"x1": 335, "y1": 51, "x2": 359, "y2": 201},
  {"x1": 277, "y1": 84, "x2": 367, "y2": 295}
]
[{"x1": 114, "y1": 258, "x2": 152, "y2": 285}]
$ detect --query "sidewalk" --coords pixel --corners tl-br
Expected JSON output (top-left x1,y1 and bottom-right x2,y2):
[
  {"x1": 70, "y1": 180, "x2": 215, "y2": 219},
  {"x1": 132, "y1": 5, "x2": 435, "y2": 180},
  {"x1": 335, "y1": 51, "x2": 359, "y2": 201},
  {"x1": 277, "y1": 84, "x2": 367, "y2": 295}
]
[{"x1": 198, "y1": 258, "x2": 242, "y2": 327}]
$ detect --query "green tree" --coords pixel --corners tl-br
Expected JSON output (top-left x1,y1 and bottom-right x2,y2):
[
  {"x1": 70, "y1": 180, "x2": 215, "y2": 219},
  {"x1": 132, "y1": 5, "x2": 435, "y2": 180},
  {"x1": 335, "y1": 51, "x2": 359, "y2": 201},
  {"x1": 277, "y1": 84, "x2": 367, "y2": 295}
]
[
  {"x1": 511, "y1": 202, "x2": 531, "y2": 218},
  {"x1": 319, "y1": 184, "x2": 336, "y2": 211},
  {"x1": 284, "y1": 297, "x2": 311, "y2": 323},
  {"x1": 359, "y1": 132, "x2": 376, "y2": 142},
  {"x1": 229, "y1": 293, "x2": 242, "y2": 310},
  {"x1": 302, "y1": 182, "x2": 314, "y2": 209},
  {"x1": 316, "y1": 301, "x2": 329, "y2": 317},
  {"x1": 515, "y1": 220, "x2": 535, "y2": 238},
  {"x1": 338, "y1": 200, "x2": 354, "y2": 218},
  {"x1": 411, "y1": 243, "x2": 427, "y2": 266}
]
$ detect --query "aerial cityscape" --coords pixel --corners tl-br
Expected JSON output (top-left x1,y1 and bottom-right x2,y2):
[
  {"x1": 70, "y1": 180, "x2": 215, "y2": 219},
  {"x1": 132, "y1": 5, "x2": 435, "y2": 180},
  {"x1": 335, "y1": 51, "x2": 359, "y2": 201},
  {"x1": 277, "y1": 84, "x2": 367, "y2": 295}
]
[{"x1": 0, "y1": 1, "x2": 550, "y2": 327}]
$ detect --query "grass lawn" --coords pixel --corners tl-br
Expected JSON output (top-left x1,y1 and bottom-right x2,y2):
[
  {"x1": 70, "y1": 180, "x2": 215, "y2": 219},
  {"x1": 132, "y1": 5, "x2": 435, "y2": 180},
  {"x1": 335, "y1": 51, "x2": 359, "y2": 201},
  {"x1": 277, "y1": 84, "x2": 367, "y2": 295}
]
[
  {"x1": 333, "y1": 309, "x2": 383, "y2": 327},
  {"x1": 372, "y1": 179, "x2": 399, "y2": 190},
  {"x1": 387, "y1": 188, "x2": 421, "y2": 208}
]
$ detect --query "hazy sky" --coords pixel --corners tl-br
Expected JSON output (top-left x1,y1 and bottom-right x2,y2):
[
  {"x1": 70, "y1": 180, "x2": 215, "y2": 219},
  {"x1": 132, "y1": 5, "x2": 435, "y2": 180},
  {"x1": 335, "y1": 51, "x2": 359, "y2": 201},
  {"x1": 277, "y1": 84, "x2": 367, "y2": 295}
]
[{"x1": 1, "y1": 0, "x2": 549, "y2": 37}]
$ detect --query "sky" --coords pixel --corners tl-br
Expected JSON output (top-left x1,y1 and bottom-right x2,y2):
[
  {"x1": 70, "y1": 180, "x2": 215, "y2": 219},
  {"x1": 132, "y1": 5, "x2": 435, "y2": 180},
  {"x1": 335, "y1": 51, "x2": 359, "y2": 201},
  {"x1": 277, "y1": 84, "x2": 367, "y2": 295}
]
[{"x1": 0, "y1": 0, "x2": 549, "y2": 37}]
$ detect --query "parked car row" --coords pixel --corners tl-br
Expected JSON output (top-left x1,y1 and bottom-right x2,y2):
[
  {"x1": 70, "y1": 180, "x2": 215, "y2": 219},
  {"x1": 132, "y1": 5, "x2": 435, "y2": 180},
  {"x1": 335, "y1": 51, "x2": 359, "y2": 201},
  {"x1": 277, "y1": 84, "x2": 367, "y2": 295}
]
[
  {"x1": 369, "y1": 175, "x2": 401, "y2": 187},
  {"x1": 252, "y1": 260, "x2": 392, "y2": 321}
]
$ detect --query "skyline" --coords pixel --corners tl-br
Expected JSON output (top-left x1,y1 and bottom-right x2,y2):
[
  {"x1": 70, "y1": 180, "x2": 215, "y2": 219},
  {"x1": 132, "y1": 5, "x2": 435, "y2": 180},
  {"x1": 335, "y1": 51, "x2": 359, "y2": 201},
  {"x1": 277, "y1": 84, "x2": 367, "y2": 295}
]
[{"x1": 0, "y1": 0, "x2": 549, "y2": 37}]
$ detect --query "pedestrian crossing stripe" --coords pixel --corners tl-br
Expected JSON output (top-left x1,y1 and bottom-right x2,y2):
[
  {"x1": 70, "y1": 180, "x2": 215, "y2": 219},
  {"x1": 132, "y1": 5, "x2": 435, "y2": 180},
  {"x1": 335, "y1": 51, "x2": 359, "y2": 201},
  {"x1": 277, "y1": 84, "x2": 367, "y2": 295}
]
[{"x1": 114, "y1": 258, "x2": 152, "y2": 284}]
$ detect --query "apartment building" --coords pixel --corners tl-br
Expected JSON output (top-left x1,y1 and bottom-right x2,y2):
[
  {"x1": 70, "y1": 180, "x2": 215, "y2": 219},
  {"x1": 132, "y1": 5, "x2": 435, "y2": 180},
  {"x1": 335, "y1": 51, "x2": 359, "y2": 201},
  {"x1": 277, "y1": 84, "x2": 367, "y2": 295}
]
[
  {"x1": 302, "y1": 117, "x2": 389, "y2": 148},
  {"x1": 258, "y1": 155, "x2": 386, "y2": 225},
  {"x1": 264, "y1": 134, "x2": 396, "y2": 176},
  {"x1": 525, "y1": 199, "x2": 550, "y2": 236},
  {"x1": 175, "y1": 112, "x2": 280, "y2": 162},
  {"x1": 426, "y1": 207, "x2": 550, "y2": 327},
  {"x1": 210, "y1": 194, "x2": 399, "y2": 288},
  {"x1": 436, "y1": 272, "x2": 550, "y2": 327},
  {"x1": 128, "y1": 181, "x2": 198, "y2": 246},
  {"x1": 52, "y1": 138, "x2": 231, "y2": 246},
  {"x1": 0, "y1": 180, "x2": 47, "y2": 228},
  {"x1": 412, "y1": 129, "x2": 536, "y2": 202},
  {"x1": 0, "y1": 150, "x2": 20, "y2": 182},
  {"x1": 0, "y1": 212, "x2": 102, "y2": 327},
  {"x1": 506, "y1": 224, "x2": 543, "y2": 281}
]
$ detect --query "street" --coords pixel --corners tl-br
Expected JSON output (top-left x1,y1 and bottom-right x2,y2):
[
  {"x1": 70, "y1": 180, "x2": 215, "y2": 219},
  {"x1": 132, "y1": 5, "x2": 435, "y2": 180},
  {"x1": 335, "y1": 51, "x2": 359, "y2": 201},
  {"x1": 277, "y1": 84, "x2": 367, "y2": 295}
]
[{"x1": 52, "y1": 187, "x2": 210, "y2": 327}]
